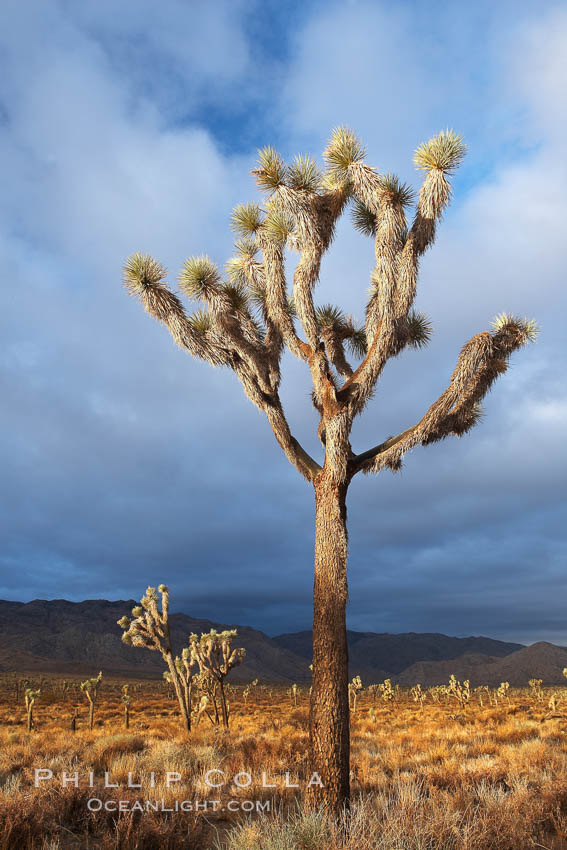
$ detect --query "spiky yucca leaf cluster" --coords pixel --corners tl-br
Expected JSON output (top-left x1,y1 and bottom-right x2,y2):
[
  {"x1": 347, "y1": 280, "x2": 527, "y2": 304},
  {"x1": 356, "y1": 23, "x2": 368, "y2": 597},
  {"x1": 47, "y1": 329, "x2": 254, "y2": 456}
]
[
  {"x1": 288, "y1": 154, "x2": 322, "y2": 192},
  {"x1": 224, "y1": 258, "x2": 246, "y2": 287},
  {"x1": 414, "y1": 129, "x2": 467, "y2": 173},
  {"x1": 252, "y1": 147, "x2": 287, "y2": 192},
  {"x1": 264, "y1": 209, "x2": 295, "y2": 243},
  {"x1": 178, "y1": 256, "x2": 222, "y2": 300},
  {"x1": 351, "y1": 199, "x2": 377, "y2": 236},
  {"x1": 223, "y1": 282, "x2": 250, "y2": 314},
  {"x1": 188, "y1": 309, "x2": 212, "y2": 335},
  {"x1": 225, "y1": 239, "x2": 260, "y2": 287},
  {"x1": 315, "y1": 304, "x2": 346, "y2": 329},
  {"x1": 347, "y1": 328, "x2": 368, "y2": 359},
  {"x1": 231, "y1": 203, "x2": 263, "y2": 236},
  {"x1": 323, "y1": 126, "x2": 366, "y2": 183},
  {"x1": 122, "y1": 252, "x2": 167, "y2": 295},
  {"x1": 379, "y1": 173, "x2": 415, "y2": 208},
  {"x1": 406, "y1": 310, "x2": 433, "y2": 349},
  {"x1": 491, "y1": 313, "x2": 539, "y2": 345},
  {"x1": 235, "y1": 237, "x2": 258, "y2": 259}
]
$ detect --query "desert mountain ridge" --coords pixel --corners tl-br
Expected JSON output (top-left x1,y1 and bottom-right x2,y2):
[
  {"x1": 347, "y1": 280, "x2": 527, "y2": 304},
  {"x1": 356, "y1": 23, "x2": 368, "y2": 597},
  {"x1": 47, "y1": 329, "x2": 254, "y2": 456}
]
[{"x1": 1, "y1": 598, "x2": 566, "y2": 686}]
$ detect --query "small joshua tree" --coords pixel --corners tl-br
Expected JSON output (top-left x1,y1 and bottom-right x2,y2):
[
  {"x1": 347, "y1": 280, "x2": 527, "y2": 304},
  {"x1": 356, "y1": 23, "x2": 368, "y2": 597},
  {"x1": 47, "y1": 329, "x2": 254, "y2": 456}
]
[
  {"x1": 348, "y1": 676, "x2": 363, "y2": 713},
  {"x1": 163, "y1": 670, "x2": 174, "y2": 699},
  {"x1": 529, "y1": 678, "x2": 543, "y2": 703},
  {"x1": 25, "y1": 687, "x2": 40, "y2": 732},
  {"x1": 367, "y1": 684, "x2": 380, "y2": 703},
  {"x1": 378, "y1": 678, "x2": 395, "y2": 703},
  {"x1": 190, "y1": 629, "x2": 245, "y2": 730},
  {"x1": 80, "y1": 672, "x2": 102, "y2": 731},
  {"x1": 411, "y1": 683, "x2": 425, "y2": 710},
  {"x1": 123, "y1": 127, "x2": 536, "y2": 812},
  {"x1": 194, "y1": 694, "x2": 210, "y2": 727},
  {"x1": 118, "y1": 585, "x2": 195, "y2": 732},
  {"x1": 428, "y1": 685, "x2": 444, "y2": 704},
  {"x1": 496, "y1": 681, "x2": 510, "y2": 705},
  {"x1": 447, "y1": 674, "x2": 470, "y2": 708},
  {"x1": 243, "y1": 678, "x2": 258, "y2": 705},
  {"x1": 122, "y1": 685, "x2": 131, "y2": 729},
  {"x1": 474, "y1": 685, "x2": 490, "y2": 707}
]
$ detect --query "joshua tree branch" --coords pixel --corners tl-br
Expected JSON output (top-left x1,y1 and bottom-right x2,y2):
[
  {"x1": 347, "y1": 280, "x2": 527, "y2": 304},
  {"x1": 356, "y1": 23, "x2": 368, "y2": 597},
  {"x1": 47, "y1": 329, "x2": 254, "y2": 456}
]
[
  {"x1": 263, "y1": 399, "x2": 322, "y2": 481},
  {"x1": 350, "y1": 318, "x2": 535, "y2": 475},
  {"x1": 258, "y1": 234, "x2": 311, "y2": 363}
]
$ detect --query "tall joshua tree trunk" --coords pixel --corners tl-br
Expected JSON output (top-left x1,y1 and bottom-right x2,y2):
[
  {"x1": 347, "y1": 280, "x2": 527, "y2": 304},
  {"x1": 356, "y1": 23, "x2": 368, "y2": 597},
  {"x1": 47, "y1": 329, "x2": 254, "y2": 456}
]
[
  {"x1": 310, "y1": 472, "x2": 350, "y2": 809},
  {"x1": 123, "y1": 126, "x2": 536, "y2": 816}
]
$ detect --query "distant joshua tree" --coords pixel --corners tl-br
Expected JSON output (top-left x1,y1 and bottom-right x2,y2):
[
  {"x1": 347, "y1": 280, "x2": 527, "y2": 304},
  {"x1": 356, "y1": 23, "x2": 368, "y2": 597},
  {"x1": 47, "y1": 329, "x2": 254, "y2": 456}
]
[
  {"x1": 25, "y1": 687, "x2": 40, "y2": 733},
  {"x1": 80, "y1": 672, "x2": 102, "y2": 731},
  {"x1": 118, "y1": 585, "x2": 195, "y2": 732},
  {"x1": 190, "y1": 629, "x2": 245, "y2": 730},
  {"x1": 122, "y1": 684, "x2": 131, "y2": 729},
  {"x1": 123, "y1": 127, "x2": 536, "y2": 813}
]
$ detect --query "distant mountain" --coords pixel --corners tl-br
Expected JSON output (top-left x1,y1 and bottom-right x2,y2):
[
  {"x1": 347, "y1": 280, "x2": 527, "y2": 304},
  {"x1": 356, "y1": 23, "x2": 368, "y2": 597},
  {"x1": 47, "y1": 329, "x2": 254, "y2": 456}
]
[
  {"x1": 273, "y1": 630, "x2": 523, "y2": 675},
  {"x1": 395, "y1": 642, "x2": 567, "y2": 687},
  {"x1": 1, "y1": 599, "x2": 563, "y2": 686},
  {"x1": 0, "y1": 599, "x2": 311, "y2": 683}
]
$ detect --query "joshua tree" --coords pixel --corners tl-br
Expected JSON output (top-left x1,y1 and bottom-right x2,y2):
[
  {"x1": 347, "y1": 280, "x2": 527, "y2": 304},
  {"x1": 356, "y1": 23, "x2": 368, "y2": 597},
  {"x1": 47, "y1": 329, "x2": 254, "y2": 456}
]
[
  {"x1": 123, "y1": 127, "x2": 536, "y2": 813},
  {"x1": 410, "y1": 683, "x2": 425, "y2": 709},
  {"x1": 122, "y1": 684, "x2": 131, "y2": 729},
  {"x1": 80, "y1": 672, "x2": 102, "y2": 731},
  {"x1": 118, "y1": 585, "x2": 195, "y2": 732},
  {"x1": 243, "y1": 678, "x2": 258, "y2": 705},
  {"x1": 24, "y1": 687, "x2": 40, "y2": 732},
  {"x1": 379, "y1": 678, "x2": 397, "y2": 706},
  {"x1": 189, "y1": 629, "x2": 245, "y2": 730},
  {"x1": 447, "y1": 674, "x2": 471, "y2": 708},
  {"x1": 348, "y1": 676, "x2": 363, "y2": 713},
  {"x1": 529, "y1": 678, "x2": 544, "y2": 703}
]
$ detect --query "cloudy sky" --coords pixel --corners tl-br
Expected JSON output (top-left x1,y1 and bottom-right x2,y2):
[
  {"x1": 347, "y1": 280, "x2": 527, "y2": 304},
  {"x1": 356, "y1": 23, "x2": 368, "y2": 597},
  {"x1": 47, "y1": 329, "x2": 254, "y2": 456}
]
[{"x1": 1, "y1": 0, "x2": 565, "y2": 644}]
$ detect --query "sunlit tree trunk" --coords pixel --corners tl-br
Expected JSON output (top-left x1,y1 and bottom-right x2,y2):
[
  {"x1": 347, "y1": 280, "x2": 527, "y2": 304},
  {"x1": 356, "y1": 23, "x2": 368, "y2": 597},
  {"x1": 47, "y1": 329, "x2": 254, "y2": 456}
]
[{"x1": 310, "y1": 472, "x2": 350, "y2": 812}]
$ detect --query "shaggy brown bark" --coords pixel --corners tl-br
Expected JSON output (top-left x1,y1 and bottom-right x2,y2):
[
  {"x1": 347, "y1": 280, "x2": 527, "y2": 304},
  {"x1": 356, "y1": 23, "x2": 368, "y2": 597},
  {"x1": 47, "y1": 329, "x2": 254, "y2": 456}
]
[{"x1": 310, "y1": 473, "x2": 350, "y2": 810}]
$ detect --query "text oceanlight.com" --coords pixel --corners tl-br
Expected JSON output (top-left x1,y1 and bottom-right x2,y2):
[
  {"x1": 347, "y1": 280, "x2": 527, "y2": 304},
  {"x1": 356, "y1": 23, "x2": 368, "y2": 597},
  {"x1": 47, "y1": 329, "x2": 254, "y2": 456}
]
[{"x1": 86, "y1": 798, "x2": 271, "y2": 813}]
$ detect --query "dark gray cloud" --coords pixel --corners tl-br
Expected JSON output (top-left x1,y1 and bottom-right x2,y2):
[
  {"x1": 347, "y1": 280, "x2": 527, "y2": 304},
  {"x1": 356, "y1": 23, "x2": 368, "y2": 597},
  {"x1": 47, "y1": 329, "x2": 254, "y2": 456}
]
[{"x1": 0, "y1": 0, "x2": 565, "y2": 643}]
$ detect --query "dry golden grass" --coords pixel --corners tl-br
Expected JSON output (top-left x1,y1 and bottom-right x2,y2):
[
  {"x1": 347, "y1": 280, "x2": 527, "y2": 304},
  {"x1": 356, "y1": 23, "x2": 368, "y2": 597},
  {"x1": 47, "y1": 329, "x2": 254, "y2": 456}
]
[{"x1": 2, "y1": 675, "x2": 567, "y2": 849}]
